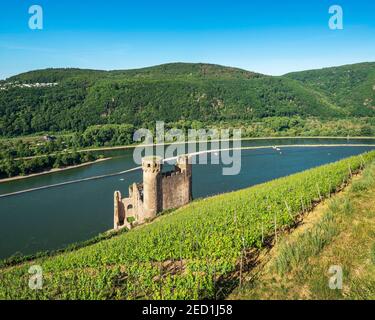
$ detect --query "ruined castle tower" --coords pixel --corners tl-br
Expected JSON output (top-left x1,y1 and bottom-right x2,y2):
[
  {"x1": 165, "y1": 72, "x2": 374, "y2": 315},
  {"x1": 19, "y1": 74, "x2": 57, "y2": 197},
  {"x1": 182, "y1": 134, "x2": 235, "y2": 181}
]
[
  {"x1": 142, "y1": 156, "x2": 163, "y2": 219},
  {"x1": 114, "y1": 155, "x2": 193, "y2": 230},
  {"x1": 114, "y1": 190, "x2": 125, "y2": 229},
  {"x1": 176, "y1": 155, "x2": 193, "y2": 203}
]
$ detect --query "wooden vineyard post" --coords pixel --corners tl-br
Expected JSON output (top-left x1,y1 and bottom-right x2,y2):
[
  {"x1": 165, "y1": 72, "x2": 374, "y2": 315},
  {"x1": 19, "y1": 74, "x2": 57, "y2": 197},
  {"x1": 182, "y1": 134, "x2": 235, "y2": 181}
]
[
  {"x1": 301, "y1": 195, "x2": 305, "y2": 213},
  {"x1": 179, "y1": 233, "x2": 183, "y2": 271},
  {"x1": 261, "y1": 217, "x2": 264, "y2": 246},
  {"x1": 329, "y1": 181, "x2": 332, "y2": 198},
  {"x1": 133, "y1": 267, "x2": 137, "y2": 300},
  {"x1": 360, "y1": 155, "x2": 365, "y2": 169},
  {"x1": 159, "y1": 261, "x2": 163, "y2": 299},
  {"x1": 274, "y1": 210, "x2": 277, "y2": 243},
  {"x1": 316, "y1": 183, "x2": 322, "y2": 201},
  {"x1": 239, "y1": 236, "x2": 245, "y2": 291},
  {"x1": 213, "y1": 263, "x2": 217, "y2": 300},
  {"x1": 234, "y1": 208, "x2": 237, "y2": 228},
  {"x1": 284, "y1": 200, "x2": 293, "y2": 220}
]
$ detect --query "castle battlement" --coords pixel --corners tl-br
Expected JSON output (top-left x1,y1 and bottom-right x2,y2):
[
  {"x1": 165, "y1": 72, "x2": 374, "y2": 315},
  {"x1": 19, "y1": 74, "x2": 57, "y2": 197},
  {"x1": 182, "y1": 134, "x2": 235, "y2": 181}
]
[
  {"x1": 163, "y1": 171, "x2": 183, "y2": 178},
  {"x1": 114, "y1": 155, "x2": 192, "y2": 230}
]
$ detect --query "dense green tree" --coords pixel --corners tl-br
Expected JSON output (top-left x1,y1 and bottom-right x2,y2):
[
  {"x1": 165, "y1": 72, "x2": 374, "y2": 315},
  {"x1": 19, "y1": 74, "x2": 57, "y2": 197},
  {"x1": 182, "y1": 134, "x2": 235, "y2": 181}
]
[{"x1": 1, "y1": 62, "x2": 375, "y2": 137}]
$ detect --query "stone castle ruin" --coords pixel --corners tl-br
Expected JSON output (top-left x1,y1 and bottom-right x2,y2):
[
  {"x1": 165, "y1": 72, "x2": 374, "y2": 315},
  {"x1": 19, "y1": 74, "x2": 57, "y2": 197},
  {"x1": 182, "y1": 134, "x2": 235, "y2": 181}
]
[{"x1": 114, "y1": 155, "x2": 192, "y2": 230}]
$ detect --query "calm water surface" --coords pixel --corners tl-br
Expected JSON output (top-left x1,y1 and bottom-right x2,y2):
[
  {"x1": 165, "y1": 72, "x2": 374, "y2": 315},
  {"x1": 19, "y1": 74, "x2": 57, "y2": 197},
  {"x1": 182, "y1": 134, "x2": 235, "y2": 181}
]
[{"x1": 0, "y1": 138, "x2": 374, "y2": 260}]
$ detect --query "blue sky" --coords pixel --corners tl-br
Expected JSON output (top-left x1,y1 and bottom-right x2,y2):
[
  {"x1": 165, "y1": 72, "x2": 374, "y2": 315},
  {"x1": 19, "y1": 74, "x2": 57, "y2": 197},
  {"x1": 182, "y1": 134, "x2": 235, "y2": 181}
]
[{"x1": 0, "y1": 0, "x2": 374, "y2": 79}]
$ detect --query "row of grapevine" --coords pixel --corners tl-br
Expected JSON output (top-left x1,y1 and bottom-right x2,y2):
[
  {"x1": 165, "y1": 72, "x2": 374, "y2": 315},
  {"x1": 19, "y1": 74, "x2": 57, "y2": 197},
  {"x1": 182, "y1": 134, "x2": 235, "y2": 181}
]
[{"x1": 1, "y1": 151, "x2": 374, "y2": 299}]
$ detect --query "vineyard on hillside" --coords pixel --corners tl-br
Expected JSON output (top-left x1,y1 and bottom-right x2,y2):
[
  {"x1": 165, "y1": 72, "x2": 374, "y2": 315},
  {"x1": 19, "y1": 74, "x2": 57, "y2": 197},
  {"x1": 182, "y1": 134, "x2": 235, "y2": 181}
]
[{"x1": 1, "y1": 151, "x2": 375, "y2": 300}]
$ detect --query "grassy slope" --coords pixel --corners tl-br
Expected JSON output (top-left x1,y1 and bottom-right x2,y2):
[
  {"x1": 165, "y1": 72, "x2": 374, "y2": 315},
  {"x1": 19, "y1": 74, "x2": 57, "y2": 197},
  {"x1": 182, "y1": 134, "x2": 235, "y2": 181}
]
[
  {"x1": 230, "y1": 162, "x2": 375, "y2": 300},
  {"x1": 1, "y1": 151, "x2": 375, "y2": 300}
]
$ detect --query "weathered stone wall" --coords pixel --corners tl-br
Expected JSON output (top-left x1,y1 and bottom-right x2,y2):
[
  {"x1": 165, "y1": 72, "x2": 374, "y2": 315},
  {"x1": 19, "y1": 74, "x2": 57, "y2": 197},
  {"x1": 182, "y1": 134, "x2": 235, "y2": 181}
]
[
  {"x1": 162, "y1": 171, "x2": 190, "y2": 210},
  {"x1": 114, "y1": 191, "x2": 125, "y2": 229},
  {"x1": 125, "y1": 183, "x2": 145, "y2": 222},
  {"x1": 114, "y1": 183, "x2": 145, "y2": 230},
  {"x1": 114, "y1": 155, "x2": 192, "y2": 230}
]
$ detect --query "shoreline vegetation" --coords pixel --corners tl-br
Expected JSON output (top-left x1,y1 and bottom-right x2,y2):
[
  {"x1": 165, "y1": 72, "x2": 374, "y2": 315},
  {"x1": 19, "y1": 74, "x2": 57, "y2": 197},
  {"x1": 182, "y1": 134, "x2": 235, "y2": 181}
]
[
  {"x1": 1, "y1": 151, "x2": 374, "y2": 299},
  {"x1": 1, "y1": 136, "x2": 375, "y2": 182},
  {"x1": 1, "y1": 139, "x2": 375, "y2": 183},
  {"x1": 9, "y1": 135, "x2": 375, "y2": 158},
  {"x1": 0, "y1": 157, "x2": 111, "y2": 183},
  {"x1": 0, "y1": 150, "x2": 106, "y2": 181},
  {"x1": 70, "y1": 135, "x2": 375, "y2": 153}
]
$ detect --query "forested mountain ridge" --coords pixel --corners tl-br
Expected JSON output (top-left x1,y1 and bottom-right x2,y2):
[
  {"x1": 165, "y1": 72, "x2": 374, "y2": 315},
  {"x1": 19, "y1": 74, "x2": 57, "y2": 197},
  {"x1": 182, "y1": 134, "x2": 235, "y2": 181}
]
[
  {"x1": 0, "y1": 62, "x2": 374, "y2": 136},
  {"x1": 5, "y1": 63, "x2": 261, "y2": 83},
  {"x1": 286, "y1": 62, "x2": 375, "y2": 116}
]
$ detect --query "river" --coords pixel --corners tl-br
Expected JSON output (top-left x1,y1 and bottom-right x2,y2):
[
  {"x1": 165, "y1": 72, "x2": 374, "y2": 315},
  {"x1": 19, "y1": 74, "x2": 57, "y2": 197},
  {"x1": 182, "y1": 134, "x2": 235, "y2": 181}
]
[{"x1": 1, "y1": 138, "x2": 375, "y2": 260}]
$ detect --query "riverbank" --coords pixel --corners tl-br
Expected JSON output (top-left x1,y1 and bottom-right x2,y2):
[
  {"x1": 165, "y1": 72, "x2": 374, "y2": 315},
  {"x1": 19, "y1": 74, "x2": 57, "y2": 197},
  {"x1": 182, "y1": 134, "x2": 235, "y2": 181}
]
[
  {"x1": 5, "y1": 143, "x2": 375, "y2": 186},
  {"x1": 79, "y1": 136, "x2": 375, "y2": 153},
  {"x1": 0, "y1": 157, "x2": 111, "y2": 183},
  {"x1": 10, "y1": 136, "x2": 375, "y2": 160}
]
